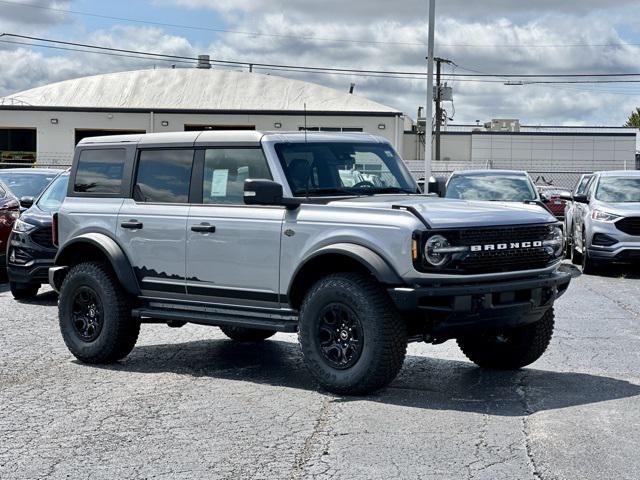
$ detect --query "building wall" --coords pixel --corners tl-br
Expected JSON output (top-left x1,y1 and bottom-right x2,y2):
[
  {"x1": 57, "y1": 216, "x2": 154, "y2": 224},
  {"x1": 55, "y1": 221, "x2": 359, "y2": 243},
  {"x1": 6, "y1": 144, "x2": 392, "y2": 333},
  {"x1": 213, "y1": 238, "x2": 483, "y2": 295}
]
[
  {"x1": 0, "y1": 109, "x2": 403, "y2": 165},
  {"x1": 403, "y1": 131, "x2": 637, "y2": 187}
]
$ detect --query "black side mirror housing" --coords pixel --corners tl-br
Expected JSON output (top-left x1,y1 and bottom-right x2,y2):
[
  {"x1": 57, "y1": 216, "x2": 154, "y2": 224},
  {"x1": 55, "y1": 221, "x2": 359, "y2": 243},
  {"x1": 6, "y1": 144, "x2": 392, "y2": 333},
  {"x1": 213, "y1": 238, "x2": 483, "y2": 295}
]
[
  {"x1": 244, "y1": 179, "x2": 301, "y2": 209},
  {"x1": 573, "y1": 194, "x2": 589, "y2": 204},
  {"x1": 20, "y1": 196, "x2": 34, "y2": 209}
]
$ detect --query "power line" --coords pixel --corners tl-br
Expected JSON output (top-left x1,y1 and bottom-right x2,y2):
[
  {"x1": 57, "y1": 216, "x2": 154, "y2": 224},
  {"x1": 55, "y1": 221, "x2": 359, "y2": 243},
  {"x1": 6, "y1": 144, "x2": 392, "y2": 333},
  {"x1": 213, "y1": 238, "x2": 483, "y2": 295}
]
[
  {"x1": 5, "y1": 33, "x2": 640, "y2": 85},
  {"x1": 0, "y1": 0, "x2": 427, "y2": 47},
  {"x1": 2, "y1": 0, "x2": 639, "y2": 51}
]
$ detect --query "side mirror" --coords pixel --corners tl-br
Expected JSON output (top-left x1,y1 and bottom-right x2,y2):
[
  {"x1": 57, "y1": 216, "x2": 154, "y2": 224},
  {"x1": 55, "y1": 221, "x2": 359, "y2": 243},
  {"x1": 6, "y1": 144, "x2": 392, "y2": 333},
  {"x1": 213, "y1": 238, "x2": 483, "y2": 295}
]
[
  {"x1": 539, "y1": 192, "x2": 550, "y2": 202},
  {"x1": 20, "y1": 196, "x2": 34, "y2": 209},
  {"x1": 573, "y1": 194, "x2": 588, "y2": 204},
  {"x1": 244, "y1": 179, "x2": 301, "y2": 209}
]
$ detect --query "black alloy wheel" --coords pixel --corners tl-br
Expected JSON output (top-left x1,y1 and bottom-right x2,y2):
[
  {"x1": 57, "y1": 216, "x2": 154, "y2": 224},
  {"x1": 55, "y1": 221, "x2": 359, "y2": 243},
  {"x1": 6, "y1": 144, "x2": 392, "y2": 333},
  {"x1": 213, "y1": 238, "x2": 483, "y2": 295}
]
[
  {"x1": 71, "y1": 286, "x2": 103, "y2": 342},
  {"x1": 317, "y1": 303, "x2": 364, "y2": 370}
]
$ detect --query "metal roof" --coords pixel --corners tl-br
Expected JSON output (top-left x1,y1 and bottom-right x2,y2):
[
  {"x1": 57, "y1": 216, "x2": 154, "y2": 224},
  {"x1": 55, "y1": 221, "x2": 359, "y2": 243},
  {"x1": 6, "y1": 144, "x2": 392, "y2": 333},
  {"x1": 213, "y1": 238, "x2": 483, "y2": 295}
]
[{"x1": 2, "y1": 68, "x2": 400, "y2": 114}]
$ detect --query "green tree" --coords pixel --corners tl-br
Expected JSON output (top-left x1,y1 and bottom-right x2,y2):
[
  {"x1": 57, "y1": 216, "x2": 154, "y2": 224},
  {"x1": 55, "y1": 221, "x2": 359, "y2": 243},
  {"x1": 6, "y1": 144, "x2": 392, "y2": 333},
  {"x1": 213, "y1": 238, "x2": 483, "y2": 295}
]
[{"x1": 624, "y1": 108, "x2": 640, "y2": 127}]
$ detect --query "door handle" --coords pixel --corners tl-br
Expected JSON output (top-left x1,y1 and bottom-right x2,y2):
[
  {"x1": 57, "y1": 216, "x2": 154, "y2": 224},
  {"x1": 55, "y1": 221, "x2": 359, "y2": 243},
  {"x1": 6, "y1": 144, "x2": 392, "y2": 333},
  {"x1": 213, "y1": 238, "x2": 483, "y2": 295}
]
[
  {"x1": 121, "y1": 220, "x2": 143, "y2": 230},
  {"x1": 191, "y1": 223, "x2": 216, "y2": 233}
]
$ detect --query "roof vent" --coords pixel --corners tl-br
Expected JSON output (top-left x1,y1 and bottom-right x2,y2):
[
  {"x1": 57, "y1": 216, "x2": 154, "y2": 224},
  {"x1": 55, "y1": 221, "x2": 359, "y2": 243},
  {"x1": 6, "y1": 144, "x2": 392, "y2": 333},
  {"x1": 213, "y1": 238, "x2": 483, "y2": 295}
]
[{"x1": 197, "y1": 55, "x2": 212, "y2": 69}]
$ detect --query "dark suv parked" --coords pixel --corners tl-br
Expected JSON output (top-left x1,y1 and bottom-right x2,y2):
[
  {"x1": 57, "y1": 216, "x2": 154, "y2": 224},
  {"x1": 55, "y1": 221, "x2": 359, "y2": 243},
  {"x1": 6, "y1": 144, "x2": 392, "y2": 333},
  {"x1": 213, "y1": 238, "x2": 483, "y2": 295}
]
[{"x1": 7, "y1": 171, "x2": 69, "y2": 299}]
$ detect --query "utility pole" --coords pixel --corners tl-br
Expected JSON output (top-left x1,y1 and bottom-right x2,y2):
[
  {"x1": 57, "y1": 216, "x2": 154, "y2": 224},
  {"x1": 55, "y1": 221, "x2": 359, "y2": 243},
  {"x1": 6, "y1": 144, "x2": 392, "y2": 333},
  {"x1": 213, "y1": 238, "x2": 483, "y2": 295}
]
[
  {"x1": 424, "y1": 0, "x2": 436, "y2": 184},
  {"x1": 434, "y1": 57, "x2": 453, "y2": 161}
]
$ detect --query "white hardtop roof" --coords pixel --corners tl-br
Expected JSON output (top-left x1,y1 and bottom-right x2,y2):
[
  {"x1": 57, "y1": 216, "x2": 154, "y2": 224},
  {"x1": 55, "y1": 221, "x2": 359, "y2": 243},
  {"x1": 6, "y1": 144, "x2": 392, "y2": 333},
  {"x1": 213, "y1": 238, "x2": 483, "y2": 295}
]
[
  {"x1": 4, "y1": 68, "x2": 400, "y2": 114},
  {"x1": 77, "y1": 130, "x2": 390, "y2": 147}
]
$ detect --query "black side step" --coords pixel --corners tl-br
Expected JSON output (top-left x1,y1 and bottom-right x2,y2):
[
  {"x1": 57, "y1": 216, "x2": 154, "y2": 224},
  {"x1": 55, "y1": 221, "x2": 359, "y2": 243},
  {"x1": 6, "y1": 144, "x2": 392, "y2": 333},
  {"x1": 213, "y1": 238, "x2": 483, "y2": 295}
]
[{"x1": 132, "y1": 307, "x2": 299, "y2": 333}]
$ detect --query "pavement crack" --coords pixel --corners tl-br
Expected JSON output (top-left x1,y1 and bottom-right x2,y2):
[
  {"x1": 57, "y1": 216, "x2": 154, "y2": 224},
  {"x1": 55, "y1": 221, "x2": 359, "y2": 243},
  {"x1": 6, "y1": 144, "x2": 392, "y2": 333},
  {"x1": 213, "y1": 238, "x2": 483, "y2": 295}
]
[
  {"x1": 288, "y1": 396, "x2": 333, "y2": 480},
  {"x1": 517, "y1": 372, "x2": 543, "y2": 480}
]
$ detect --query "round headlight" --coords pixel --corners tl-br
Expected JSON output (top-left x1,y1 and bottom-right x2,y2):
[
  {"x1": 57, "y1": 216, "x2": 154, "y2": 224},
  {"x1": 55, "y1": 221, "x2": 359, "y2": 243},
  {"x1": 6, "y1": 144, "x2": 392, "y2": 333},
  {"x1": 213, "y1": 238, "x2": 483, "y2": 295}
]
[
  {"x1": 543, "y1": 225, "x2": 564, "y2": 258},
  {"x1": 425, "y1": 235, "x2": 451, "y2": 267}
]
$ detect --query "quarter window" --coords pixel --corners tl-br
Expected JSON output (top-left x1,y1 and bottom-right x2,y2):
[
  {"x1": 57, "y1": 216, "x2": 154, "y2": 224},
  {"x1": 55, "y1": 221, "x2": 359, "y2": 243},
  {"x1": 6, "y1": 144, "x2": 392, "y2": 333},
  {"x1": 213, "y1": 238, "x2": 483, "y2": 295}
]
[
  {"x1": 202, "y1": 148, "x2": 271, "y2": 204},
  {"x1": 134, "y1": 149, "x2": 195, "y2": 203},
  {"x1": 74, "y1": 148, "x2": 126, "y2": 194}
]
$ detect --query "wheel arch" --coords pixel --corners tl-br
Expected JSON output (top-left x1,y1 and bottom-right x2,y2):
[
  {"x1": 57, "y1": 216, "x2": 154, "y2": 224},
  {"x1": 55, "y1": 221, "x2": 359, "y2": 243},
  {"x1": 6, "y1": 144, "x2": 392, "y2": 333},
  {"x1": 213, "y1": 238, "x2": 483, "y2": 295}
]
[
  {"x1": 54, "y1": 233, "x2": 140, "y2": 295},
  {"x1": 286, "y1": 243, "x2": 403, "y2": 310}
]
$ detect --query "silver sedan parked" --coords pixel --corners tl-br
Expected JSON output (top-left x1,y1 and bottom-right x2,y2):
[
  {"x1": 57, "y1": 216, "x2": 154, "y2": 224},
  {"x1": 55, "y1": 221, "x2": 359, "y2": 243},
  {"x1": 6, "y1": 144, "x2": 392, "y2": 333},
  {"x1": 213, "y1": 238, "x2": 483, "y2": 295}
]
[{"x1": 571, "y1": 170, "x2": 640, "y2": 273}]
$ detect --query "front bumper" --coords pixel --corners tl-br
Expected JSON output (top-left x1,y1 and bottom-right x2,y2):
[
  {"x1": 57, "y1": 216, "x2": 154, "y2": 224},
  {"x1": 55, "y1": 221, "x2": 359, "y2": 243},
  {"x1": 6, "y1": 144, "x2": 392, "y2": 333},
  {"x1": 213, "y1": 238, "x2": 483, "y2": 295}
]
[
  {"x1": 7, "y1": 258, "x2": 54, "y2": 284},
  {"x1": 388, "y1": 271, "x2": 571, "y2": 338},
  {"x1": 587, "y1": 221, "x2": 640, "y2": 263}
]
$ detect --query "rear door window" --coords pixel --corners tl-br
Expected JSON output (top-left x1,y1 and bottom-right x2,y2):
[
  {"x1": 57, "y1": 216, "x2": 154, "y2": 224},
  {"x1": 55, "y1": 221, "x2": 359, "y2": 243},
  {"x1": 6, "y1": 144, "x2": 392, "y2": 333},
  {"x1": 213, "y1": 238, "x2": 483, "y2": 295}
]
[
  {"x1": 134, "y1": 149, "x2": 195, "y2": 203},
  {"x1": 74, "y1": 148, "x2": 126, "y2": 194}
]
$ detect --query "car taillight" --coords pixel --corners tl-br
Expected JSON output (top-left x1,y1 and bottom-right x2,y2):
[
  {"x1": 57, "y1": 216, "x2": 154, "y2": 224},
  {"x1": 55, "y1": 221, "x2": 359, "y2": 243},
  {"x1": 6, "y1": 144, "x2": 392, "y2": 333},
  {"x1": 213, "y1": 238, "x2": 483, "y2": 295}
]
[{"x1": 52, "y1": 213, "x2": 59, "y2": 247}]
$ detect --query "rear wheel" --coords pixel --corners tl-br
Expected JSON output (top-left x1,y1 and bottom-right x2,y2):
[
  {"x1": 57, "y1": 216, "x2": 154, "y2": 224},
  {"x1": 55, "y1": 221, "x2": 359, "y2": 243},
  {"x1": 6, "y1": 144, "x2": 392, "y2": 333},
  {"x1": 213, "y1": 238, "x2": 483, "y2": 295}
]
[
  {"x1": 10, "y1": 281, "x2": 40, "y2": 300},
  {"x1": 298, "y1": 272, "x2": 407, "y2": 395},
  {"x1": 219, "y1": 325, "x2": 276, "y2": 342},
  {"x1": 59, "y1": 262, "x2": 140, "y2": 363},
  {"x1": 457, "y1": 308, "x2": 555, "y2": 370}
]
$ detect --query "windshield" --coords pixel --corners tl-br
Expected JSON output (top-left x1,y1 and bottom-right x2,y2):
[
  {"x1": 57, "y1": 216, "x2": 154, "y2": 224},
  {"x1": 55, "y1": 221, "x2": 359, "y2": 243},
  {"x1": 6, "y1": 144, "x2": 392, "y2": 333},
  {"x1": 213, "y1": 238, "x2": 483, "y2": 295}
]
[
  {"x1": 595, "y1": 177, "x2": 640, "y2": 202},
  {"x1": 0, "y1": 171, "x2": 57, "y2": 199},
  {"x1": 37, "y1": 174, "x2": 69, "y2": 213},
  {"x1": 446, "y1": 173, "x2": 537, "y2": 201},
  {"x1": 274, "y1": 142, "x2": 417, "y2": 196}
]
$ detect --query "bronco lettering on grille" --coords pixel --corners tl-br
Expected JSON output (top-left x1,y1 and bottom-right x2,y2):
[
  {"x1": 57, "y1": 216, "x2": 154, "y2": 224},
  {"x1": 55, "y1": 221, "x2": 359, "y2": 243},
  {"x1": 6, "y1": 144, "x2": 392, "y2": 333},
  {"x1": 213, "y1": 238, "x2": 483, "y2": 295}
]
[{"x1": 470, "y1": 241, "x2": 543, "y2": 252}]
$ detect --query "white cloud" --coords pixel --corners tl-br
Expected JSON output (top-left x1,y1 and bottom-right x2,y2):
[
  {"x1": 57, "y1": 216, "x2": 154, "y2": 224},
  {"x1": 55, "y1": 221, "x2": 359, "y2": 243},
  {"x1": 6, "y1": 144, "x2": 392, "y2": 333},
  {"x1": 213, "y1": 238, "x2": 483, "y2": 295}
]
[{"x1": 2, "y1": 1, "x2": 640, "y2": 127}]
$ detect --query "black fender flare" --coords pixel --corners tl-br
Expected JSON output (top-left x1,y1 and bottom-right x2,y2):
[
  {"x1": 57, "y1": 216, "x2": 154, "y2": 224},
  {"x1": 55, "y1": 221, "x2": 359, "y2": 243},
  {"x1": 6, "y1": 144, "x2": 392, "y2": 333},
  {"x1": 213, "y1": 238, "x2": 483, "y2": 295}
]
[
  {"x1": 288, "y1": 242, "x2": 403, "y2": 298},
  {"x1": 54, "y1": 233, "x2": 140, "y2": 295}
]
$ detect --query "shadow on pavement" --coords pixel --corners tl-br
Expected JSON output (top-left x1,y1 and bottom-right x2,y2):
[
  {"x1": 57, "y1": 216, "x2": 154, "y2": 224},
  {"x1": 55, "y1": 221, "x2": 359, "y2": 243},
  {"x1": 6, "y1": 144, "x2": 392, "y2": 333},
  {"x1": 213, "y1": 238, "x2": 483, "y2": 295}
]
[
  {"x1": 92, "y1": 339, "x2": 640, "y2": 416},
  {"x1": 14, "y1": 290, "x2": 58, "y2": 306}
]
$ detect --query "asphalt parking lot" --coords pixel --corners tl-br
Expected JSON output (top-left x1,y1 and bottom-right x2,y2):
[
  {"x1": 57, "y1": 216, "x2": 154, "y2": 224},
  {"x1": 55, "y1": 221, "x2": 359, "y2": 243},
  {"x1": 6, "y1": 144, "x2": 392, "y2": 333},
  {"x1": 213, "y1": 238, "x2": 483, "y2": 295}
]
[{"x1": 1, "y1": 263, "x2": 639, "y2": 480}]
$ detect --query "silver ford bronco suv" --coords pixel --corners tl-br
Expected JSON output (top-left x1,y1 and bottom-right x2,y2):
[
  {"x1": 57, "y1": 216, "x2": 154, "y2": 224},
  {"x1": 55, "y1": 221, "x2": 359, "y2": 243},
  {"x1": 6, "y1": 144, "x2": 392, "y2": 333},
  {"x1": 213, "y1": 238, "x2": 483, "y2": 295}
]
[{"x1": 51, "y1": 131, "x2": 571, "y2": 395}]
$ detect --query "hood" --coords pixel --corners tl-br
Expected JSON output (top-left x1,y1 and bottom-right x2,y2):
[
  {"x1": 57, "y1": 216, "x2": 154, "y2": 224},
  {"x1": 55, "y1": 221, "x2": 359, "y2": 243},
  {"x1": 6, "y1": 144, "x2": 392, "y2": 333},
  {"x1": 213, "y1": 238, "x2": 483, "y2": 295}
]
[
  {"x1": 20, "y1": 205, "x2": 53, "y2": 228},
  {"x1": 592, "y1": 201, "x2": 640, "y2": 216},
  {"x1": 330, "y1": 195, "x2": 557, "y2": 229}
]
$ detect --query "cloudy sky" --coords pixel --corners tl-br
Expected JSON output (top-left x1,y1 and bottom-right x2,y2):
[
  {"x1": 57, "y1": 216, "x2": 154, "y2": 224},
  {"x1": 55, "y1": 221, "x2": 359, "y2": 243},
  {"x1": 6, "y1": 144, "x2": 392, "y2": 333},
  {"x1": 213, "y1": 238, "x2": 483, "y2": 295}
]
[{"x1": 2, "y1": 0, "x2": 640, "y2": 125}]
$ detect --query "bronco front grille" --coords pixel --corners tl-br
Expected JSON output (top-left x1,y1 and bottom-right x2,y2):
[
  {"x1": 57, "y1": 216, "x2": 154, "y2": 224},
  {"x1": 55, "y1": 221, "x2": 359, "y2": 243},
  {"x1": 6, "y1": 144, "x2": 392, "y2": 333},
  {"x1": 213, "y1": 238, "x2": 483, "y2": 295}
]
[
  {"x1": 615, "y1": 217, "x2": 640, "y2": 236},
  {"x1": 30, "y1": 227, "x2": 55, "y2": 249},
  {"x1": 417, "y1": 224, "x2": 557, "y2": 275}
]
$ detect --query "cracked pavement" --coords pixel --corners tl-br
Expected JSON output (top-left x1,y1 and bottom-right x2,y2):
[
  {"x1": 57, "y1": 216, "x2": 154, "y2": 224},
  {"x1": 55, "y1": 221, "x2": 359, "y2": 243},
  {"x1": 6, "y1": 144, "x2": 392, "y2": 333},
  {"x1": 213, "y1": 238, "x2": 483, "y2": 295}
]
[{"x1": 1, "y1": 263, "x2": 639, "y2": 479}]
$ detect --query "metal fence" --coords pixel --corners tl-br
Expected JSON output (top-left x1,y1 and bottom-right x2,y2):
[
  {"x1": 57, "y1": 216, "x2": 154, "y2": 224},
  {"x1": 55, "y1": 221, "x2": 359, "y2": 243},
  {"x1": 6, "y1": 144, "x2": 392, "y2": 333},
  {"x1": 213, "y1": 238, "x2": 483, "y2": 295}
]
[{"x1": 414, "y1": 169, "x2": 591, "y2": 191}]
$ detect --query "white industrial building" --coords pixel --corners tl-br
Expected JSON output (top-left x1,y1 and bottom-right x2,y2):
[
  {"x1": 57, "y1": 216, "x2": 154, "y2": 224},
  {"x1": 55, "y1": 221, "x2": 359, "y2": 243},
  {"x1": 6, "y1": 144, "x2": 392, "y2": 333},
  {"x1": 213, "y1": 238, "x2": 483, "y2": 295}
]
[
  {"x1": 403, "y1": 119, "x2": 638, "y2": 187},
  {"x1": 0, "y1": 68, "x2": 404, "y2": 165},
  {"x1": 0, "y1": 66, "x2": 636, "y2": 188}
]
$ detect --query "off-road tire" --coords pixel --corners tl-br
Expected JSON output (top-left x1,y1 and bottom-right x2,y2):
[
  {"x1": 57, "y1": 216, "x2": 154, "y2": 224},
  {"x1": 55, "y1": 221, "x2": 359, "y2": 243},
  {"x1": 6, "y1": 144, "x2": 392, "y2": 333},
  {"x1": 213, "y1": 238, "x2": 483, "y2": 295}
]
[
  {"x1": 298, "y1": 272, "x2": 407, "y2": 395},
  {"x1": 219, "y1": 325, "x2": 276, "y2": 342},
  {"x1": 457, "y1": 308, "x2": 555, "y2": 370},
  {"x1": 59, "y1": 261, "x2": 140, "y2": 363},
  {"x1": 10, "y1": 281, "x2": 40, "y2": 300}
]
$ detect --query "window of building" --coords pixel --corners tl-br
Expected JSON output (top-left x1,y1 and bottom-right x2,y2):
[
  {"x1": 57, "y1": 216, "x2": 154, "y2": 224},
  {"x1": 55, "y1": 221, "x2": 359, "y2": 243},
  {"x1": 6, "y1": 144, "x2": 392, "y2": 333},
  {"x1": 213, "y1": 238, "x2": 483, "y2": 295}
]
[
  {"x1": 202, "y1": 148, "x2": 272, "y2": 204},
  {"x1": 74, "y1": 148, "x2": 126, "y2": 194},
  {"x1": 134, "y1": 149, "x2": 195, "y2": 203},
  {"x1": 0, "y1": 128, "x2": 37, "y2": 164}
]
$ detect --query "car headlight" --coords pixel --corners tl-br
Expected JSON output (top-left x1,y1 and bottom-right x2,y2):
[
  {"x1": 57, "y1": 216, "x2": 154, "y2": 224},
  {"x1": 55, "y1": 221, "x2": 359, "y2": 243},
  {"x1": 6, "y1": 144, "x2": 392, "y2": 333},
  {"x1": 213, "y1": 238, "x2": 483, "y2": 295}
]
[
  {"x1": 591, "y1": 210, "x2": 622, "y2": 223},
  {"x1": 543, "y1": 225, "x2": 564, "y2": 258},
  {"x1": 12, "y1": 218, "x2": 36, "y2": 233},
  {"x1": 424, "y1": 234, "x2": 468, "y2": 268}
]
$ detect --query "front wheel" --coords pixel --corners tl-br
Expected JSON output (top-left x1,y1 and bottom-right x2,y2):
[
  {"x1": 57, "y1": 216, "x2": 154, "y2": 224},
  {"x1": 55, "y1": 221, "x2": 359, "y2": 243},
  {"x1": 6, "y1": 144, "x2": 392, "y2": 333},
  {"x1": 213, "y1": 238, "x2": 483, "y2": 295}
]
[
  {"x1": 457, "y1": 308, "x2": 555, "y2": 370},
  {"x1": 581, "y1": 232, "x2": 600, "y2": 275},
  {"x1": 298, "y1": 272, "x2": 407, "y2": 395}
]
